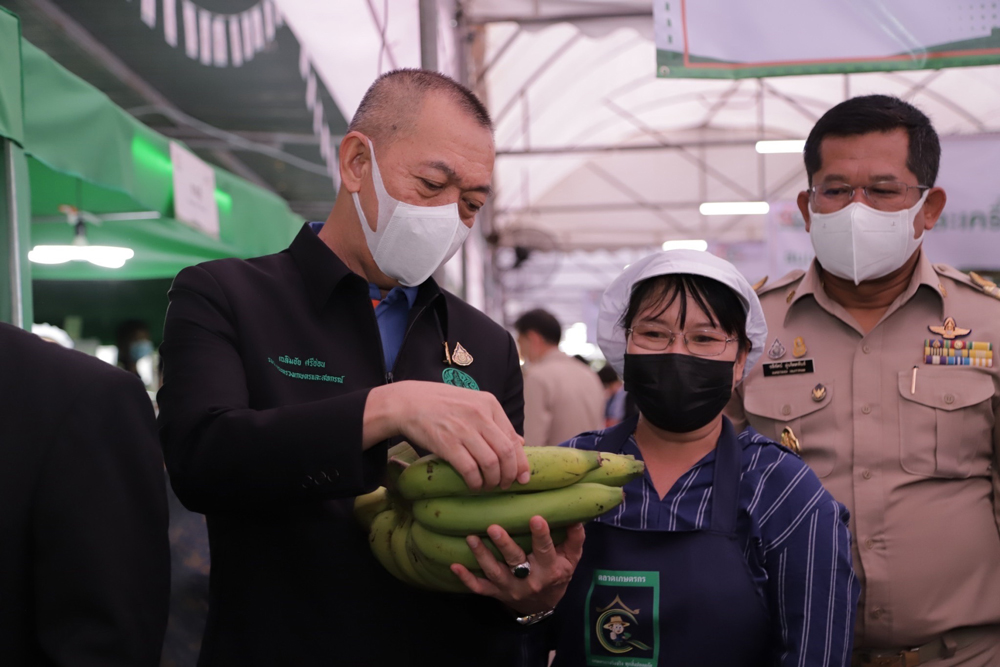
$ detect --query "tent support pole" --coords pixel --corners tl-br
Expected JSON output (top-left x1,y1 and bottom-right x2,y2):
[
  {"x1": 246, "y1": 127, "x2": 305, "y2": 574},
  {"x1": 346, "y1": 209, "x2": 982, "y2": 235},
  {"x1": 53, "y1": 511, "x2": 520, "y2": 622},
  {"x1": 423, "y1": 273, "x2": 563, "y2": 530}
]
[
  {"x1": 454, "y1": 0, "x2": 471, "y2": 304},
  {"x1": 3, "y1": 138, "x2": 24, "y2": 328},
  {"x1": 757, "y1": 78, "x2": 766, "y2": 200},
  {"x1": 419, "y1": 0, "x2": 438, "y2": 71}
]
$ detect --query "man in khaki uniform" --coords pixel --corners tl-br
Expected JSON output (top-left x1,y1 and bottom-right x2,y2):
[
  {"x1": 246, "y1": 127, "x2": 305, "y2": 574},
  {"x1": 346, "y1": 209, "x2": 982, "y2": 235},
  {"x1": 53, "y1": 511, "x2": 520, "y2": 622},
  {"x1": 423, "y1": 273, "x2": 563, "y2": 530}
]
[
  {"x1": 727, "y1": 95, "x2": 1000, "y2": 666},
  {"x1": 514, "y1": 308, "x2": 606, "y2": 446}
]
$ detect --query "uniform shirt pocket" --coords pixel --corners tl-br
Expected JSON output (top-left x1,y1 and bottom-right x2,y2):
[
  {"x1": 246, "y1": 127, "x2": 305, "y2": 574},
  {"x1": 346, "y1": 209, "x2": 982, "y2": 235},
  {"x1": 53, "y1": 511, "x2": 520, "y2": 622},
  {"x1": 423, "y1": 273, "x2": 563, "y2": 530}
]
[
  {"x1": 744, "y1": 381, "x2": 836, "y2": 477},
  {"x1": 897, "y1": 369, "x2": 995, "y2": 478}
]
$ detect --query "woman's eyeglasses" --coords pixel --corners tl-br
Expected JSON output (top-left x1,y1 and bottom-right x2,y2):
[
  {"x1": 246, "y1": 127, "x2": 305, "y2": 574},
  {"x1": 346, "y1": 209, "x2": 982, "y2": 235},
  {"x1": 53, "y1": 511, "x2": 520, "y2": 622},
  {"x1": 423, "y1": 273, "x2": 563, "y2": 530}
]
[{"x1": 626, "y1": 324, "x2": 735, "y2": 357}]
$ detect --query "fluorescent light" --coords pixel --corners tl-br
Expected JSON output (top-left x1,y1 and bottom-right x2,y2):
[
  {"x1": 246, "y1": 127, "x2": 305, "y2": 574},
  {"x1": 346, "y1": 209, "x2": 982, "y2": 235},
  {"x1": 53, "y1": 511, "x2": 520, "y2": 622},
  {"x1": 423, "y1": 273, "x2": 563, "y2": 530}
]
[
  {"x1": 699, "y1": 201, "x2": 770, "y2": 216},
  {"x1": 755, "y1": 139, "x2": 806, "y2": 154},
  {"x1": 96, "y1": 211, "x2": 162, "y2": 222},
  {"x1": 662, "y1": 239, "x2": 708, "y2": 252},
  {"x1": 29, "y1": 245, "x2": 135, "y2": 269}
]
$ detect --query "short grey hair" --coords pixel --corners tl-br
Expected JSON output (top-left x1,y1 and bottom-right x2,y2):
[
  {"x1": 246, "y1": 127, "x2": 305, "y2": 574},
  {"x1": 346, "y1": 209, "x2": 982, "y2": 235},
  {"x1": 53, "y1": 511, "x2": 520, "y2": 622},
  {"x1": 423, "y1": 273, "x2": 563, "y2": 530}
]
[{"x1": 348, "y1": 69, "x2": 493, "y2": 147}]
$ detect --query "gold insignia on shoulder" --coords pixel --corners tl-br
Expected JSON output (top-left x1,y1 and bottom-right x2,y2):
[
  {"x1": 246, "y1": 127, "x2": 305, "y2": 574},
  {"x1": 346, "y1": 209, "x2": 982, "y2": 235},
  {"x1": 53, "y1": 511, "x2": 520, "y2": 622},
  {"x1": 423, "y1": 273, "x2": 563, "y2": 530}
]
[
  {"x1": 452, "y1": 342, "x2": 474, "y2": 366},
  {"x1": 928, "y1": 317, "x2": 971, "y2": 340},
  {"x1": 780, "y1": 427, "x2": 801, "y2": 454},
  {"x1": 970, "y1": 271, "x2": 1000, "y2": 300},
  {"x1": 752, "y1": 275, "x2": 769, "y2": 293}
]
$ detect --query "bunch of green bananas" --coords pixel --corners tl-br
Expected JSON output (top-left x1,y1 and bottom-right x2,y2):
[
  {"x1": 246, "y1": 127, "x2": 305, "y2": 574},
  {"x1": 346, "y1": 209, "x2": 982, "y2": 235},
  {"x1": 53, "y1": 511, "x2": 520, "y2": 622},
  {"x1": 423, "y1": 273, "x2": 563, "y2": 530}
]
[{"x1": 353, "y1": 442, "x2": 645, "y2": 593}]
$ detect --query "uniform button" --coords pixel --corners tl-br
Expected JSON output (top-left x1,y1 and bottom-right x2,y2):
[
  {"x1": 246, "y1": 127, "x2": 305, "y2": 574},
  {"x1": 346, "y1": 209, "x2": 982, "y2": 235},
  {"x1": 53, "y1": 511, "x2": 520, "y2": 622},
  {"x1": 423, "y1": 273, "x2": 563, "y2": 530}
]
[
  {"x1": 944, "y1": 394, "x2": 955, "y2": 405},
  {"x1": 862, "y1": 469, "x2": 872, "y2": 480},
  {"x1": 870, "y1": 607, "x2": 884, "y2": 620},
  {"x1": 862, "y1": 405, "x2": 872, "y2": 415},
  {"x1": 865, "y1": 538, "x2": 875, "y2": 550},
  {"x1": 863, "y1": 344, "x2": 871, "y2": 354},
  {"x1": 781, "y1": 404, "x2": 792, "y2": 416}
]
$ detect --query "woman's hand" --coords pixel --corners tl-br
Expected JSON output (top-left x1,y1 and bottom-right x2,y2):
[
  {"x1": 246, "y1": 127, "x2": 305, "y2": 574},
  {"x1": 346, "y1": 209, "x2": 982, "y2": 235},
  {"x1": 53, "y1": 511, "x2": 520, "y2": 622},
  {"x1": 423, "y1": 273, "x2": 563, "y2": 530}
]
[{"x1": 450, "y1": 516, "x2": 585, "y2": 615}]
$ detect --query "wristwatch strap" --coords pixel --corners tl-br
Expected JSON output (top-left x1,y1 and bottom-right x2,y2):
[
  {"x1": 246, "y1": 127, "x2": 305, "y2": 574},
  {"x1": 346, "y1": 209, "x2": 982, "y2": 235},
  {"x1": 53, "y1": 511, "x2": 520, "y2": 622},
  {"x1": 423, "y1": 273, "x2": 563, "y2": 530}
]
[{"x1": 515, "y1": 609, "x2": 555, "y2": 626}]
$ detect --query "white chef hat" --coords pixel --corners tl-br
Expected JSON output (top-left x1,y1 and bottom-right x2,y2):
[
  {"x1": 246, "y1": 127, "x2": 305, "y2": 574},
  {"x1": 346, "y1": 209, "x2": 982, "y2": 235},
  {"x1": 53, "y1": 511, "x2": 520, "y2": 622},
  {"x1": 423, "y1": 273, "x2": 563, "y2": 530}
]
[{"x1": 597, "y1": 249, "x2": 767, "y2": 381}]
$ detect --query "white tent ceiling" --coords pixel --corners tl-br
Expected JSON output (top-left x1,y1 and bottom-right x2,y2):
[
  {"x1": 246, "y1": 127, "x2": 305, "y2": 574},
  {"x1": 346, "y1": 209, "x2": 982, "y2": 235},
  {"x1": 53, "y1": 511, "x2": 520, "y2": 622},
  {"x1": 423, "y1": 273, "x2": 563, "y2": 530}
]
[
  {"x1": 275, "y1": 0, "x2": 1000, "y2": 252},
  {"x1": 272, "y1": 0, "x2": 1000, "y2": 328},
  {"x1": 472, "y1": 5, "x2": 1000, "y2": 252}
]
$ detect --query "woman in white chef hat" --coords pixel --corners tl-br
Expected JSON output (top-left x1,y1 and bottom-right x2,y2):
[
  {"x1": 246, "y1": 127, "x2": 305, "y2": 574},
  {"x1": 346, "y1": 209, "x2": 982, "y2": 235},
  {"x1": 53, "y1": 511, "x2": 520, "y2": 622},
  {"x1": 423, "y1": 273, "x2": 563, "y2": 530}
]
[{"x1": 547, "y1": 250, "x2": 859, "y2": 667}]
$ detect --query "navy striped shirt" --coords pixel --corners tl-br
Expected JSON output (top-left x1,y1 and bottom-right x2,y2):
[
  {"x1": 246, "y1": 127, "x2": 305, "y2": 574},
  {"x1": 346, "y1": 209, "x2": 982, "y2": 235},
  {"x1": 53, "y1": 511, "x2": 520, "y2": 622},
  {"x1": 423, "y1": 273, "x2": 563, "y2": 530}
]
[{"x1": 564, "y1": 419, "x2": 859, "y2": 667}]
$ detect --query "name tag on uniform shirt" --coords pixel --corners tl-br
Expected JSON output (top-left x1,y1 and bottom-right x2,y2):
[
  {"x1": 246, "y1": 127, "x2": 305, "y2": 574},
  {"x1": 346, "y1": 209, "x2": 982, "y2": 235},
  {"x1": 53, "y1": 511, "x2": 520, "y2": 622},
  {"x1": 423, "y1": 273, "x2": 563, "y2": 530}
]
[{"x1": 763, "y1": 359, "x2": 815, "y2": 377}]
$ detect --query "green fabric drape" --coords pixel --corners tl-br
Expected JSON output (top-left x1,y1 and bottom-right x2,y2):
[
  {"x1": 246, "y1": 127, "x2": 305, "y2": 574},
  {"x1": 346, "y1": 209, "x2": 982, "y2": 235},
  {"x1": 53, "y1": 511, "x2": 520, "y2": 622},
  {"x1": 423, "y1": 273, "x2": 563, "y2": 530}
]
[
  {"x1": 19, "y1": 38, "x2": 303, "y2": 281},
  {"x1": 0, "y1": 8, "x2": 24, "y2": 147}
]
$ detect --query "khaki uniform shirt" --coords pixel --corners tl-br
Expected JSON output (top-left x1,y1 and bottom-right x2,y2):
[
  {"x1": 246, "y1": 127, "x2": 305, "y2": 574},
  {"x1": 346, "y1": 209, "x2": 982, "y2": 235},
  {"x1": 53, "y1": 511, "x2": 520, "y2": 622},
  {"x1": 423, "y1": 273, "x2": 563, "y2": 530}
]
[
  {"x1": 726, "y1": 252, "x2": 1000, "y2": 650},
  {"x1": 522, "y1": 349, "x2": 606, "y2": 447}
]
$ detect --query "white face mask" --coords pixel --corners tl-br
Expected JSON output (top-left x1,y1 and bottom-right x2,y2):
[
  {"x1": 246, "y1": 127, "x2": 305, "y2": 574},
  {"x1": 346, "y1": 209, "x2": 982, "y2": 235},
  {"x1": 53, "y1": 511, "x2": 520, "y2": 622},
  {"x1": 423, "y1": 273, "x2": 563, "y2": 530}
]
[
  {"x1": 351, "y1": 139, "x2": 471, "y2": 287},
  {"x1": 808, "y1": 191, "x2": 929, "y2": 285}
]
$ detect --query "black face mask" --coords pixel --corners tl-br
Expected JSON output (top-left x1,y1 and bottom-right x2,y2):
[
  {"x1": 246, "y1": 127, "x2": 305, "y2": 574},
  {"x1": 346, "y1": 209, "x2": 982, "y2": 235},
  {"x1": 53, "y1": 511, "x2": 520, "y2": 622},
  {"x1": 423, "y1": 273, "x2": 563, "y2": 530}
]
[{"x1": 624, "y1": 353, "x2": 735, "y2": 433}]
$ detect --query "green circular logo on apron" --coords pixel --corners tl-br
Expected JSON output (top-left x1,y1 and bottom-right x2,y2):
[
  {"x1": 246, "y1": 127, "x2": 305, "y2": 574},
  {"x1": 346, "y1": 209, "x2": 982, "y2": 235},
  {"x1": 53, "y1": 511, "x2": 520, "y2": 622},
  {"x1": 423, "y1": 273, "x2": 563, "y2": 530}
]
[{"x1": 442, "y1": 368, "x2": 479, "y2": 391}]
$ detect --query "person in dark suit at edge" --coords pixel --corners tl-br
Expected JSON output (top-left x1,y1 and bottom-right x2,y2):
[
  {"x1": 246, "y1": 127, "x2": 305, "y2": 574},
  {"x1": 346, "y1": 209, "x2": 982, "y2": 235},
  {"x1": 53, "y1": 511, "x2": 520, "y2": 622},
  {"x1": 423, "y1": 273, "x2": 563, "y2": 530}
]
[{"x1": 0, "y1": 321, "x2": 170, "y2": 665}]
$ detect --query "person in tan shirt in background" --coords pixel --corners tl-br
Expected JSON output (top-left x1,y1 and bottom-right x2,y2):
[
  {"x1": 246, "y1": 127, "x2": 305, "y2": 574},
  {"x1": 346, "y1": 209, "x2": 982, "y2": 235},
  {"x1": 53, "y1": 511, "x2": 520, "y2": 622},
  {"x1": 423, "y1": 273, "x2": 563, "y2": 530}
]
[
  {"x1": 727, "y1": 95, "x2": 1000, "y2": 667},
  {"x1": 515, "y1": 308, "x2": 606, "y2": 447}
]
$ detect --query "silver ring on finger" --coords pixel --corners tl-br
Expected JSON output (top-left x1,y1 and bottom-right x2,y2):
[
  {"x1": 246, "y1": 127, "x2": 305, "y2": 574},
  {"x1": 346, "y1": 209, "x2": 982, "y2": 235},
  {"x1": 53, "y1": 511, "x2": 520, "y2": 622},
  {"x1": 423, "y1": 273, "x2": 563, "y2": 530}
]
[{"x1": 510, "y1": 561, "x2": 531, "y2": 579}]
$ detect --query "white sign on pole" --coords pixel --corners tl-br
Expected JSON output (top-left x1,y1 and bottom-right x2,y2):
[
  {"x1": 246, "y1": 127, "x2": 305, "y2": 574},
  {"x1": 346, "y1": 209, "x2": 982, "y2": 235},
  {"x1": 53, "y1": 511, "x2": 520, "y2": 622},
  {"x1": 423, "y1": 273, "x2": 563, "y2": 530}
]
[
  {"x1": 766, "y1": 200, "x2": 814, "y2": 277},
  {"x1": 707, "y1": 240, "x2": 769, "y2": 286},
  {"x1": 170, "y1": 142, "x2": 220, "y2": 239},
  {"x1": 707, "y1": 202, "x2": 813, "y2": 286},
  {"x1": 924, "y1": 135, "x2": 1000, "y2": 271}
]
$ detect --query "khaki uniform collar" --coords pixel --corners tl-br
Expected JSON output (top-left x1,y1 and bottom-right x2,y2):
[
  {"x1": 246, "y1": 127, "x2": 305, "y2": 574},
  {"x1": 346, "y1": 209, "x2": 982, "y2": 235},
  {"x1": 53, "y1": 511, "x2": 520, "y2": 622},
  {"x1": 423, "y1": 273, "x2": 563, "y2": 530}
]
[
  {"x1": 785, "y1": 250, "x2": 944, "y2": 328},
  {"x1": 907, "y1": 249, "x2": 948, "y2": 313}
]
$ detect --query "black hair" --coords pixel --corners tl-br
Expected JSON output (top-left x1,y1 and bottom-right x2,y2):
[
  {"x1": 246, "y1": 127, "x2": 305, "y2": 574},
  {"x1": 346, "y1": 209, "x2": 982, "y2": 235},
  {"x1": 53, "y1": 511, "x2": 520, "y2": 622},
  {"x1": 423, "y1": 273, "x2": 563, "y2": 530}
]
[
  {"x1": 597, "y1": 364, "x2": 619, "y2": 386},
  {"x1": 620, "y1": 274, "x2": 751, "y2": 353},
  {"x1": 804, "y1": 94, "x2": 940, "y2": 186},
  {"x1": 116, "y1": 318, "x2": 151, "y2": 373},
  {"x1": 116, "y1": 319, "x2": 149, "y2": 348},
  {"x1": 514, "y1": 308, "x2": 562, "y2": 346}
]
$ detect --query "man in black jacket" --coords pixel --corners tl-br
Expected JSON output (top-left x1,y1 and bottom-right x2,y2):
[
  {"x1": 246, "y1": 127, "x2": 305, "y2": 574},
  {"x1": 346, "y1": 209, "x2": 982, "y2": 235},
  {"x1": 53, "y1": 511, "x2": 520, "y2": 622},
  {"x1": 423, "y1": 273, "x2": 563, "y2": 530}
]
[
  {"x1": 157, "y1": 69, "x2": 581, "y2": 666},
  {"x1": 0, "y1": 322, "x2": 170, "y2": 665}
]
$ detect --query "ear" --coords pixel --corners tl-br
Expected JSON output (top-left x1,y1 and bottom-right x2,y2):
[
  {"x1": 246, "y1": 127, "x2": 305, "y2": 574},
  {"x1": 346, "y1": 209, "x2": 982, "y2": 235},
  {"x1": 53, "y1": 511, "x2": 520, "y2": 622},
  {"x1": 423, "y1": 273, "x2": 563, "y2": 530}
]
[
  {"x1": 732, "y1": 344, "x2": 749, "y2": 388},
  {"x1": 916, "y1": 187, "x2": 947, "y2": 237},
  {"x1": 339, "y1": 132, "x2": 371, "y2": 195},
  {"x1": 797, "y1": 190, "x2": 813, "y2": 232}
]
